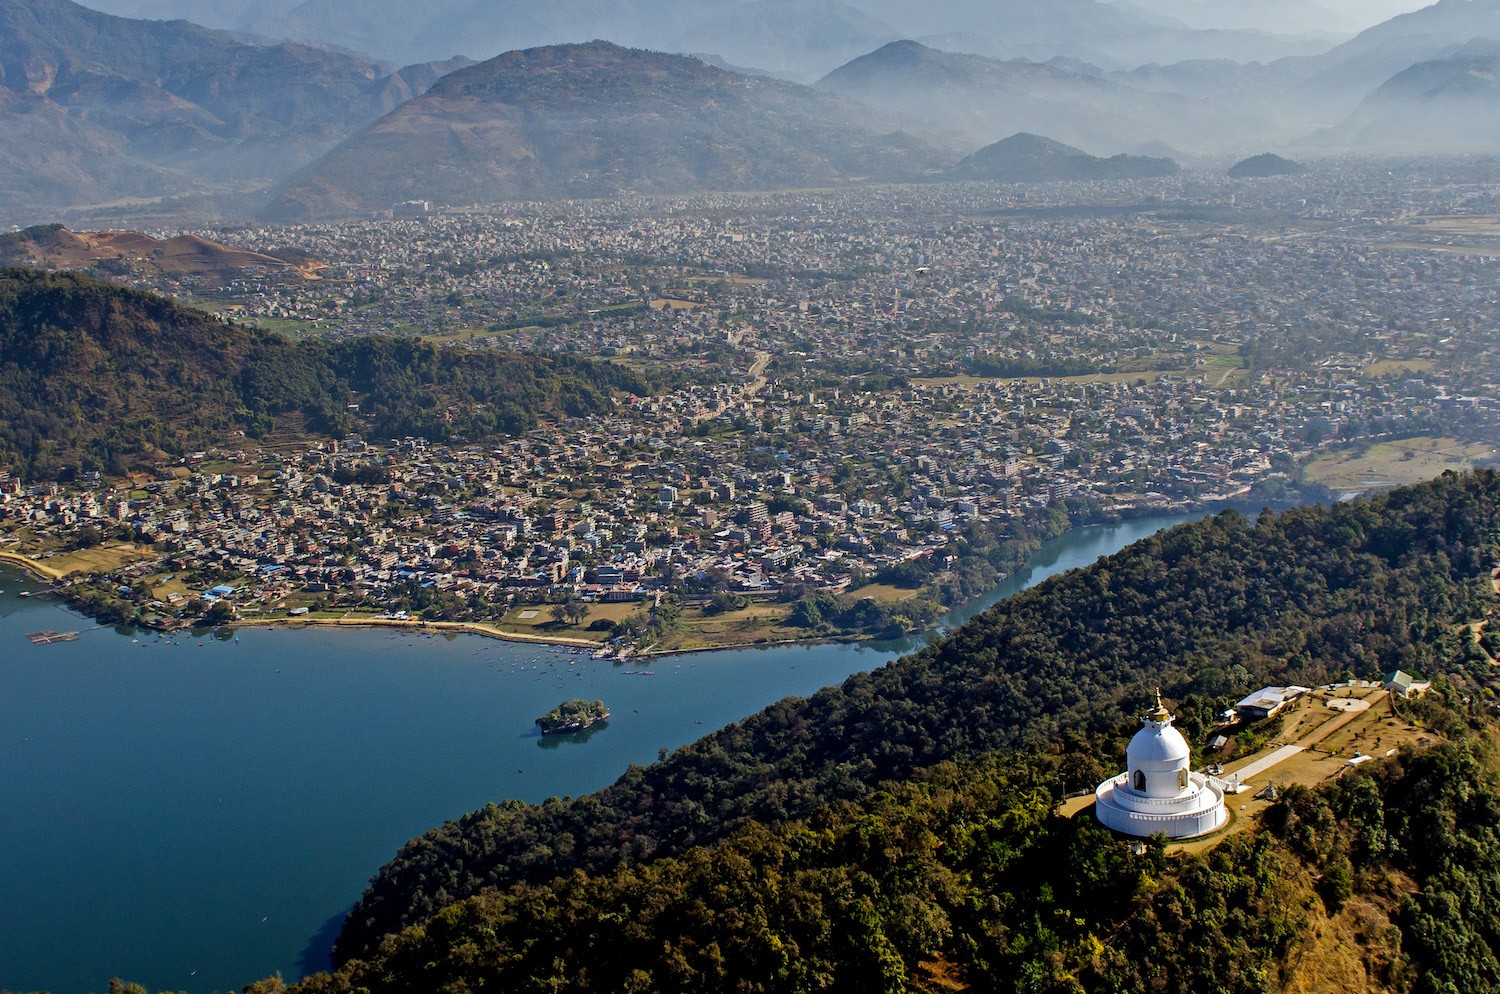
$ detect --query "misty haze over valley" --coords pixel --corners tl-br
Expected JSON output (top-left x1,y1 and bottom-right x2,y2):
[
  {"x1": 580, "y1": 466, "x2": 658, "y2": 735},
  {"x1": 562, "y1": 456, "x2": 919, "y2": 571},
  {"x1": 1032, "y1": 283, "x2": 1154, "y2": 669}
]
[{"x1": 0, "y1": 0, "x2": 1495, "y2": 223}]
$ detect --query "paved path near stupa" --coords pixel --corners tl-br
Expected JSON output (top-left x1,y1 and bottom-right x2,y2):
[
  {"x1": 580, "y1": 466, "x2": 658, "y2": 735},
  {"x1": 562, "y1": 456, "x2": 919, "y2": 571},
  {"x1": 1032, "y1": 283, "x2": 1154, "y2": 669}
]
[{"x1": 1230, "y1": 744, "x2": 1304, "y2": 782}]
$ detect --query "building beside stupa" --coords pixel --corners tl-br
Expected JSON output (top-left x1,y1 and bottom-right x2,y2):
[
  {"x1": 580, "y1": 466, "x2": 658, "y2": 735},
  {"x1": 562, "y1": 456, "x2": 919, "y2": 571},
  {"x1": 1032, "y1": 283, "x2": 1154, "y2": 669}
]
[{"x1": 1095, "y1": 691, "x2": 1228, "y2": 839}]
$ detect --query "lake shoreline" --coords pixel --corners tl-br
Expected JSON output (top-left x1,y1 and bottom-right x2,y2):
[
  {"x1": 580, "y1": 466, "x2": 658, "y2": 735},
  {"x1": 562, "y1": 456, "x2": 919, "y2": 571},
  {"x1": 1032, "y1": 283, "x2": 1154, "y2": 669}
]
[
  {"x1": 229, "y1": 615, "x2": 601, "y2": 650},
  {"x1": 0, "y1": 549, "x2": 67, "y2": 583},
  {"x1": 3, "y1": 500, "x2": 1270, "y2": 664},
  {"x1": 227, "y1": 615, "x2": 881, "y2": 659},
  {"x1": 2, "y1": 507, "x2": 1226, "y2": 660}
]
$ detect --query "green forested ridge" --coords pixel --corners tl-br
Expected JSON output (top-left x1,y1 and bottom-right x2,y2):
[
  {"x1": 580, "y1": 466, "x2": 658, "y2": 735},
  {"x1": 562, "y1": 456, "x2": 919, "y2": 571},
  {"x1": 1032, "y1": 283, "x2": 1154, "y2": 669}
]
[
  {"x1": 268, "y1": 720, "x2": 1500, "y2": 994},
  {"x1": 333, "y1": 471, "x2": 1500, "y2": 964},
  {"x1": 0, "y1": 268, "x2": 652, "y2": 479}
]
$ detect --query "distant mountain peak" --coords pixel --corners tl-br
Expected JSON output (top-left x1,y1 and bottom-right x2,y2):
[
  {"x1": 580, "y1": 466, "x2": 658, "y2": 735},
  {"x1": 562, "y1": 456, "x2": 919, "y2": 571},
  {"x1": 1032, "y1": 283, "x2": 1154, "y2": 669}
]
[{"x1": 266, "y1": 41, "x2": 951, "y2": 220}]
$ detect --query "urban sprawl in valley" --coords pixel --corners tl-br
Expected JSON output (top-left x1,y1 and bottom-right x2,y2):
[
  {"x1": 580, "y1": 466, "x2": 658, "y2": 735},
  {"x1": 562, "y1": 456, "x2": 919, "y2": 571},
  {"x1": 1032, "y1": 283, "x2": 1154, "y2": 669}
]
[{"x1": 6, "y1": 161, "x2": 1500, "y2": 654}]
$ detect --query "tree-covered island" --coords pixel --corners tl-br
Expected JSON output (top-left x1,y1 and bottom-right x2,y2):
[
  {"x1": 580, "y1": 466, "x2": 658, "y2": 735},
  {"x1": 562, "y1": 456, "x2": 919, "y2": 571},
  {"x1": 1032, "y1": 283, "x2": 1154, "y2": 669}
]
[{"x1": 535, "y1": 699, "x2": 610, "y2": 735}]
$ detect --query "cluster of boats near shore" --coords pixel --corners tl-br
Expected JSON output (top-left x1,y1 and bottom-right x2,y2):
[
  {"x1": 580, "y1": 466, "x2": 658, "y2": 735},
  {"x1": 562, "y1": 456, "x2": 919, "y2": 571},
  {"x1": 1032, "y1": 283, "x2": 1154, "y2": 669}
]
[{"x1": 583, "y1": 644, "x2": 653, "y2": 674}]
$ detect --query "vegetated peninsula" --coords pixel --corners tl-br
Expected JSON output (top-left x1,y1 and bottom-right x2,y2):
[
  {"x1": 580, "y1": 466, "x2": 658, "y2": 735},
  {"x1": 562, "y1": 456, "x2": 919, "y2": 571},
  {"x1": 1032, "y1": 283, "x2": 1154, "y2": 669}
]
[
  {"x1": 264, "y1": 41, "x2": 948, "y2": 220},
  {"x1": 0, "y1": 268, "x2": 655, "y2": 480},
  {"x1": 535, "y1": 699, "x2": 610, "y2": 735},
  {"x1": 950, "y1": 132, "x2": 1180, "y2": 183},
  {"x1": 323, "y1": 470, "x2": 1500, "y2": 990}
]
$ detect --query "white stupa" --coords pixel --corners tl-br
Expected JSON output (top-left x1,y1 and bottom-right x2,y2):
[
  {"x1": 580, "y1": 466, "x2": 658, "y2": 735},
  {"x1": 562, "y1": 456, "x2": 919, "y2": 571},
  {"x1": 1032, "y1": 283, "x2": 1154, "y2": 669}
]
[{"x1": 1095, "y1": 690, "x2": 1227, "y2": 839}]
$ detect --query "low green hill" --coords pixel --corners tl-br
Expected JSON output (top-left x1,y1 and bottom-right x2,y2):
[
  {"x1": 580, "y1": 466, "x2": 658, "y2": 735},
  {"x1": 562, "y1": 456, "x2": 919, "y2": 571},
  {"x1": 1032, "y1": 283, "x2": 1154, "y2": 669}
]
[
  {"x1": 951, "y1": 132, "x2": 1179, "y2": 183},
  {"x1": 0, "y1": 268, "x2": 652, "y2": 480},
  {"x1": 1228, "y1": 152, "x2": 1308, "y2": 178}
]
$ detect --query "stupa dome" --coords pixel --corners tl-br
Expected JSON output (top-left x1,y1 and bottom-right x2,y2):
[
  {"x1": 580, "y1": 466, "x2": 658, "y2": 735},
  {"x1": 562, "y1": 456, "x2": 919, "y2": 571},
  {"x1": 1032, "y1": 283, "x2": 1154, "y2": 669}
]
[
  {"x1": 1128, "y1": 717, "x2": 1191, "y2": 767},
  {"x1": 1094, "y1": 690, "x2": 1227, "y2": 840}
]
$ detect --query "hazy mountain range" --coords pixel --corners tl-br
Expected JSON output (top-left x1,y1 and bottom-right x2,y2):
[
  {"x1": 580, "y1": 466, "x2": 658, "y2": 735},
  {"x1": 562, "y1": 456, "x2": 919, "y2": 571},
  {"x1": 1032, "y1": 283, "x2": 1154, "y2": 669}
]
[
  {"x1": 73, "y1": 0, "x2": 1395, "y2": 74},
  {"x1": 1316, "y1": 38, "x2": 1500, "y2": 151},
  {"x1": 262, "y1": 40, "x2": 945, "y2": 220},
  {"x1": 816, "y1": 40, "x2": 1254, "y2": 155},
  {"x1": 1288, "y1": 0, "x2": 1500, "y2": 110},
  {"x1": 0, "y1": 0, "x2": 468, "y2": 218},
  {"x1": 1104, "y1": 0, "x2": 1367, "y2": 36},
  {"x1": 2, "y1": 0, "x2": 1500, "y2": 223}
]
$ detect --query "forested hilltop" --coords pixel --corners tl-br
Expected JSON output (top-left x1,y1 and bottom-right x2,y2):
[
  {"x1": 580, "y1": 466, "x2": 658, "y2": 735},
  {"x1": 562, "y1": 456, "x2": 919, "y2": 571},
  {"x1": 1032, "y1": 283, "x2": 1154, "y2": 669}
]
[
  {"x1": 331, "y1": 471, "x2": 1500, "y2": 970},
  {"x1": 0, "y1": 268, "x2": 654, "y2": 480},
  {"x1": 266, "y1": 726, "x2": 1500, "y2": 994}
]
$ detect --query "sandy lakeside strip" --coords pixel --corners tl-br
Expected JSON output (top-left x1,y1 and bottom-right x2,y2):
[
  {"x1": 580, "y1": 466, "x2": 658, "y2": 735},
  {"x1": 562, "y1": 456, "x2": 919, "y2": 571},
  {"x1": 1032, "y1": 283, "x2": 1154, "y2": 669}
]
[
  {"x1": 228, "y1": 615, "x2": 874, "y2": 658},
  {"x1": 634, "y1": 634, "x2": 879, "y2": 659},
  {"x1": 0, "y1": 550, "x2": 68, "y2": 582},
  {"x1": 223, "y1": 614, "x2": 882, "y2": 659},
  {"x1": 229, "y1": 614, "x2": 603, "y2": 649}
]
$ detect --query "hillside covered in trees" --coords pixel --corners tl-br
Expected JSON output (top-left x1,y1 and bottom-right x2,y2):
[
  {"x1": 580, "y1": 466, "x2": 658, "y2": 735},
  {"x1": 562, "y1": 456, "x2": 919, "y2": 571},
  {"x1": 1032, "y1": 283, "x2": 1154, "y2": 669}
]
[
  {"x1": 0, "y1": 268, "x2": 654, "y2": 480},
  {"x1": 328, "y1": 471, "x2": 1500, "y2": 976},
  {"x1": 265, "y1": 723, "x2": 1500, "y2": 994}
]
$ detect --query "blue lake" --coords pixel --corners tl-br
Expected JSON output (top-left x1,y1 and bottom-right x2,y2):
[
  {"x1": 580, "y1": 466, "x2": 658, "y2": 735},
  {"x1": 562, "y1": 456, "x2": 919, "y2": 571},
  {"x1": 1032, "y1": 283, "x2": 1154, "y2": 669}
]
[{"x1": 0, "y1": 512, "x2": 1201, "y2": 993}]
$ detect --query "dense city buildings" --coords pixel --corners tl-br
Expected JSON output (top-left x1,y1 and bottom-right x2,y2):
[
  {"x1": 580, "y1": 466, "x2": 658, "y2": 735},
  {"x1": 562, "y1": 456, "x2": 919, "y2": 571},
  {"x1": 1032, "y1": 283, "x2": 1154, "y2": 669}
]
[{"x1": 5, "y1": 161, "x2": 1499, "y2": 651}]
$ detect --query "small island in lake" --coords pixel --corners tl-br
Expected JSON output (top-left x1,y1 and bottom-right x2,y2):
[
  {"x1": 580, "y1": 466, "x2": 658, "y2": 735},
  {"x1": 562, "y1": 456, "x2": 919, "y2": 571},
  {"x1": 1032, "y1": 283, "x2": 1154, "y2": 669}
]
[{"x1": 536, "y1": 699, "x2": 611, "y2": 735}]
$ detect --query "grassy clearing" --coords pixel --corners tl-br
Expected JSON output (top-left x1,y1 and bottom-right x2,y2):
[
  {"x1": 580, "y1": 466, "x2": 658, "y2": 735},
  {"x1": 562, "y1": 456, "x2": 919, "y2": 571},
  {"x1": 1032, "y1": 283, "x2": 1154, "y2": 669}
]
[
  {"x1": 914, "y1": 361, "x2": 1239, "y2": 389},
  {"x1": 1381, "y1": 242, "x2": 1500, "y2": 258},
  {"x1": 422, "y1": 327, "x2": 499, "y2": 345},
  {"x1": 1365, "y1": 359, "x2": 1435, "y2": 377},
  {"x1": 147, "y1": 574, "x2": 193, "y2": 601},
  {"x1": 918, "y1": 371, "x2": 1176, "y2": 389},
  {"x1": 651, "y1": 602, "x2": 798, "y2": 652},
  {"x1": 1302, "y1": 437, "x2": 1499, "y2": 491},
  {"x1": 492, "y1": 602, "x2": 645, "y2": 643},
  {"x1": 241, "y1": 316, "x2": 326, "y2": 338},
  {"x1": 46, "y1": 543, "x2": 149, "y2": 576},
  {"x1": 683, "y1": 275, "x2": 768, "y2": 286},
  {"x1": 850, "y1": 583, "x2": 921, "y2": 605}
]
